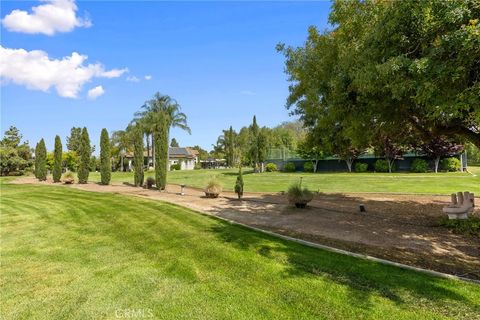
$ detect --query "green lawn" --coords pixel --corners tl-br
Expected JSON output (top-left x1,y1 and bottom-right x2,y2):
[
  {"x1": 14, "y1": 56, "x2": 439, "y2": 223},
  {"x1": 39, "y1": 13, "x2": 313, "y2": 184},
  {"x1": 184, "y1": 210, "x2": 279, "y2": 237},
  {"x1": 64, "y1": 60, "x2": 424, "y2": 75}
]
[
  {"x1": 1, "y1": 183, "x2": 479, "y2": 319},
  {"x1": 89, "y1": 166, "x2": 480, "y2": 194}
]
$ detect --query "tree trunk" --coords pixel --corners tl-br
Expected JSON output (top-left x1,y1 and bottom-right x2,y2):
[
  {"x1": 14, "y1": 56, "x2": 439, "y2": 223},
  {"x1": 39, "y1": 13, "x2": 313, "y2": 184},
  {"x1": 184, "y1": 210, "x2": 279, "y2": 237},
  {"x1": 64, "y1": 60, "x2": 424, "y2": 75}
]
[
  {"x1": 434, "y1": 156, "x2": 440, "y2": 173},
  {"x1": 346, "y1": 158, "x2": 353, "y2": 172},
  {"x1": 152, "y1": 136, "x2": 156, "y2": 169},
  {"x1": 121, "y1": 154, "x2": 124, "y2": 172},
  {"x1": 146, "y1": 133, "x2": 150, "y2": 169},
  {"x1": 314, "y1": 159, "x2": 318, "y2": 173},
  {"x1": 387, "y1": 158, "x2": 394, "y2": 173}
]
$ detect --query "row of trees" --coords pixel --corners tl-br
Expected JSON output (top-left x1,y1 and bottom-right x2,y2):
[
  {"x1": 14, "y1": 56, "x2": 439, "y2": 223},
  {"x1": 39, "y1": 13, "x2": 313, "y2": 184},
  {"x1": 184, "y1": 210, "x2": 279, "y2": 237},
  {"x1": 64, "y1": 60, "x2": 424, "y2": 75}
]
[
  {"x1": 108, "y1": 92, "x2": 190, "y2": 190},
  {"x1": 33, "y1": 128, "x2": 112, "y2": 184},
  {"x1": 278, "y1": 0, "x2": 479, "y2": 171},
  {"x1": 213, "y1": 118, "x2": 306, "y2": 171}
]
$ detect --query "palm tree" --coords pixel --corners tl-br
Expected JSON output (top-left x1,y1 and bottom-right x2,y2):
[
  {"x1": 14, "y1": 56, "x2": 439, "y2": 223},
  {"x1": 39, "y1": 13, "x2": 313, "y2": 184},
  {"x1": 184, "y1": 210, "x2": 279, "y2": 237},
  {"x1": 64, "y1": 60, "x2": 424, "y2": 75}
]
[
  {"x1": 111, "y1": 129, "x2": 133, "y2": 171},
  {"x1": 133, "y1": 92, "x2": 191, "y2": 168}
]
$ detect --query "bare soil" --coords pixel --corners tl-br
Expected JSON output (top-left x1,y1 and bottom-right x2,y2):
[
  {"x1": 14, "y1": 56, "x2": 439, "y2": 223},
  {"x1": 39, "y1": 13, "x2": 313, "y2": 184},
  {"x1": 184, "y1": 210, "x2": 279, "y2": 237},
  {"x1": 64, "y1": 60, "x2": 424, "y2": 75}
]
[{"x1": 11, "y1": 176, "x2": 480, "y2": 280}]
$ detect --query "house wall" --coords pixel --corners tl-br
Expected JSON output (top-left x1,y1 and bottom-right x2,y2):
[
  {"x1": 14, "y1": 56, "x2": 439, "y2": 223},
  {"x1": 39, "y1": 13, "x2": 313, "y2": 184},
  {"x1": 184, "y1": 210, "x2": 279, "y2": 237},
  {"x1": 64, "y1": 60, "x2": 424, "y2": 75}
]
[{"x1": 169, "y1": 158, "x2": 195, "y2": 170}]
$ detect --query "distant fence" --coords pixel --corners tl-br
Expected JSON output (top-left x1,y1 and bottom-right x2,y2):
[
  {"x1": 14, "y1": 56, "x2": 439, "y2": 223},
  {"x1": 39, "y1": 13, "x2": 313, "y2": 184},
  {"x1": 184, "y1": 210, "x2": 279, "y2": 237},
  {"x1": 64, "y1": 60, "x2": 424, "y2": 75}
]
[{"x1": 266, "y1": 148, "x2": 467, "y2": 172}]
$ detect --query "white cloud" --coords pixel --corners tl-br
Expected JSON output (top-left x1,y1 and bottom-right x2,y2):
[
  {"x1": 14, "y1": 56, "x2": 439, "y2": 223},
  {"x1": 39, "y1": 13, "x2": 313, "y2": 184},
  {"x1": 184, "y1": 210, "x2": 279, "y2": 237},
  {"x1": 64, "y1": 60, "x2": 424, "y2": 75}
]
[
  {"x1": 144, "y1": 75, "x2": 152, "y2": 80},
  {"x1": 87, "y1": 85, "x2": 104, "y2": 100},
  {"x1": 240, "y1": 90, "x2": 255, "y2": 96},
  {"x1": 0, "y1": 46, "x2": 127, "y2": 98},
  {"x1": 2, "y1": 0, "x2": 91, "y2": 35},
  {"x1": 127, "y1": 76, "x2": 140, "y2": 82}
]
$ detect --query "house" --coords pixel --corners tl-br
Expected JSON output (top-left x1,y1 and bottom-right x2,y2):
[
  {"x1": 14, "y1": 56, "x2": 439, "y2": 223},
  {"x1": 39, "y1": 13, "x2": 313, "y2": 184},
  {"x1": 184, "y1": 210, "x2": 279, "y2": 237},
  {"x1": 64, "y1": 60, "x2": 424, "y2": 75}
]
[
  {"x1": 124, "y1": 147, "x2": 198, "y2": 171},
  {"x1": 169, "y1": 147, "x2": 197, "y2": 170}
]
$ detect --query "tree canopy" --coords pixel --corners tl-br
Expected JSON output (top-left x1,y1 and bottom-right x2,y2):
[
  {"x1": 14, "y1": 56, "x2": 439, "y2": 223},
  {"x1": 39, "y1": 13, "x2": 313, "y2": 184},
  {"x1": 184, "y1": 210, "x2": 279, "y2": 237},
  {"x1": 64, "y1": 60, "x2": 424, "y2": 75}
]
[{"x1": 279, "y1": 0, "x2": 480, "y2": 149}]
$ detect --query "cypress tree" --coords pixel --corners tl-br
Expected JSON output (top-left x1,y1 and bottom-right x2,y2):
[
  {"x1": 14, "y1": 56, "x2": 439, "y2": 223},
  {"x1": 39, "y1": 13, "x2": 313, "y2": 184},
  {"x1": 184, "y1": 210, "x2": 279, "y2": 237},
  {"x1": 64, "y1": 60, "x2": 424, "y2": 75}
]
[
  {"x1": 52, "y1": 135, "x2": 62, "y2": 182},
  {"x1": 77, "y1": 127, "x2": 91, "y2": 184},
  {"x1": 36, "y1": 138, "x2": 47, "y2": 181},
  {"x1": 154, "y1": 115, "x2": 168, "y2": 190},
  {"x1": 249, "y1": 115, "x2": 259, "y2": 171},
  {"x1": 34, "y1": 141, "x2": 40, "y2": 179},
  {"x1": 234, "y1": 166, "x2": 244, "y2": 199},
  {"x1": 133, "y1": 128, "x2": 144, "y2": 187},
  {"x1": 100, "y1": 128, "x2": 111, "y2": 185}
]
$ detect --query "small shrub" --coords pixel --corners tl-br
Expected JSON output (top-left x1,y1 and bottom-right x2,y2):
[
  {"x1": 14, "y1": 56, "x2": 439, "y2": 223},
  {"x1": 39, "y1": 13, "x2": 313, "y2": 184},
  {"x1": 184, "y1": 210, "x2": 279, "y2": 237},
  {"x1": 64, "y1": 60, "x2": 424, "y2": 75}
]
[
  {"x1": 170, "y1": 163, "x2": 181, "y2": 171},
  {"x1": 440, "y1": 216, "x2": 480, "y2": 236},
  {"x1": 440, "y1": 157, "x2": 461, "y2": 172},
  {"x1": 62, "y1": 171, "x2": 75, "y2": 184},
  {"x1": 194, "y1": 163, "x2": 202, "y2": 170},
  {"x1": 284, "y1": 162, "x2": 296, "y2": 172},
  {"x1": 411, "y1": 158, "x2": 428, "y2": 173},
  {"x1": 145, "y1": 176, "x2": 155, "y2": 189},
  {"x1": 265, "y1": 163, "x2": 277, "y2": 172},
  {"x1": 374, "y1": 159, "x2": 390, "y2": 172},
  {"x1": 286, "y1": 179, "x2": 313, "y2": 208},
  {"x1": 355, "y1": 162, "x2": 368, "y2": 172},
  {"x1": 234, "y1": 168, "x2": 244, "y2": 199},
  {"x1": 205, "y1": 177, "x2": 222, "y2": 198},
  {"x1": 303, "y1": 162, "x2": 314, "y2": 172}
]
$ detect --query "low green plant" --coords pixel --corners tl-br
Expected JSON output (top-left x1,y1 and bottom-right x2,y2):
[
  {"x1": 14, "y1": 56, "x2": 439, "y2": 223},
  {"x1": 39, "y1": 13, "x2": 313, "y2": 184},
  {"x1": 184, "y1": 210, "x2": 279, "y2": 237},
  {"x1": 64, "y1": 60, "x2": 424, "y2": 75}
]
[
  {"x1": 284, "y1": 162, "x2": 296, "y2": 172},
  {"x1": 355, "y1": 162, "x2": 368, "y2": 172},
  {"x1": 374, "y1": 159, "x2": 391, "y2": 173},
  {"x1": 62, "y1": 171, "x2": 75, "y2": 184},
  {"x1": 303, "y1": 162, "x2": 314, "y2": 172},
  {"x1": 234, "y1": 167, "x2": 244, "y2": 199},
  {"x1": 440, "y1": 157, "x2": 461, "y2": 172},
  {"x1": 146, "y1": 176, "x2": 155, "y2": 189},
  {"x1": 194, "y1": 163, "x2": 202, "y2": 170},
  {"x1": 205, "y1": 177, "x2": 222, "y2": 197},
  {"x1": 440, "y1": 216, "x2": 480, "y2": 236},
  {"x1": 265, "y1": 163, "x2": 277, "y2": 172},
  {"x1": 170, "y1": 163, "x2": 181, "y2": 171},
  {"x1": 286, "y1": 178, "x2": 313, "y2": 208},
  {"x1": 411, "y1": 158, "x2": 429, "y2": 173}
]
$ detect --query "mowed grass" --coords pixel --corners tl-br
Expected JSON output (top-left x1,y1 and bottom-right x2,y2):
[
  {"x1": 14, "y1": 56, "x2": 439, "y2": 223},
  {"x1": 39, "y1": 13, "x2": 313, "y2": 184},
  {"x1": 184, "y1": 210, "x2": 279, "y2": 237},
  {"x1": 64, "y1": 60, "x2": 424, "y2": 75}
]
[
  {"x1": 89, "y1": 166, "x2": 480, "y2": 194},
  {"x1": 1, "y1": 183, "x2": 480, "y2": 319}
]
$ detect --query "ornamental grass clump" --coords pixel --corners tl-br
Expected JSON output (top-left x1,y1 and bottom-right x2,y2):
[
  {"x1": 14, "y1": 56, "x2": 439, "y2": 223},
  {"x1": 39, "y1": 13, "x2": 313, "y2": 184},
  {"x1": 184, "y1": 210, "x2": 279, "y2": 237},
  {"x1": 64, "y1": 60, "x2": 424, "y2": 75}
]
[
  {"x1": 62, "y1": 171, "x2": 75, "y2": 184},
  {"x1": 287, "y1": 178, "x2": 313, "y2": 208},
  {"x1": 205, "y1": 177, "x2": 222, "y2": 198}
]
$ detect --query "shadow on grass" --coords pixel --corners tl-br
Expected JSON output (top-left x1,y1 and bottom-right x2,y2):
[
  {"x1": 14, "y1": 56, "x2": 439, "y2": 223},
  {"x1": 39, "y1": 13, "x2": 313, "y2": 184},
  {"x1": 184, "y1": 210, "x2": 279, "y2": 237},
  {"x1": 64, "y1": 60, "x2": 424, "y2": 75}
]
[{"x1": 208, "y1": 220, "x2": 478, "y2": 315}]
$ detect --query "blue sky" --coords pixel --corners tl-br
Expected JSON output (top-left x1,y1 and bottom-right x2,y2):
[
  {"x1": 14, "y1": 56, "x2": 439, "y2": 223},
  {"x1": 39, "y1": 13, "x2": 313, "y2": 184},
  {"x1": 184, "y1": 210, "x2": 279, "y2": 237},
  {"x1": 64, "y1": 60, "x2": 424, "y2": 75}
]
[{"x1": 1, "y1": 1, "x2": 331, "y2": 153}]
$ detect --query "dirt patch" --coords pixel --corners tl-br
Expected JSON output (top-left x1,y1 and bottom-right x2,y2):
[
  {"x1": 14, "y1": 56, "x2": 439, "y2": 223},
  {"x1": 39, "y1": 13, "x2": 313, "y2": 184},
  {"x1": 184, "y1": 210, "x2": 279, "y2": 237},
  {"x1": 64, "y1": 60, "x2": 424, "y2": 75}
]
[{"x1": 11, "y1": 176, "x2": 480, "y2": 280}]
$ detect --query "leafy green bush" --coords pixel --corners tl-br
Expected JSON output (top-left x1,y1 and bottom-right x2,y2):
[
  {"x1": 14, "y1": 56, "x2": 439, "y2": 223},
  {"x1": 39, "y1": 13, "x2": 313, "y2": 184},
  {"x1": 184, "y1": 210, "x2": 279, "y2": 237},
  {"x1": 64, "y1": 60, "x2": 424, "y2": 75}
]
[
  {"x1": 440, "y1": 157, "x2": 461, "y2": 172},
  {"x1": 145, "y1": 176, "x2": 155, "y2": 189},
  {"x1": 266, "y1": 163, "x2": 277, "y2": 172},
  {"x1": 303, "y1": 162, "x2": 314, "y2": 172},
  {"x1": 170, "y1": 163, "x2": 181, "y2": 171},
  {"x1": 440, "y1": 216, "x2": 480, "y2": 236},
  {"x1": 284, "y1": 162, "x2": 296, "y2": 172},
  {"x1": 194, "y1": 163, "x2": 202, "y2": 170},
  {"x1": 355, "y1": 162, "x2": 368, "y2": 172},
  {"x1": 287, "y1": 179, "x2": 313, "y2": 207},
  {"x1": 410, "y1": 158, "x2": 428, "y2": 173},
  {"x1": 374, "y1": 159, "x2": 390, "y2": 172}
]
